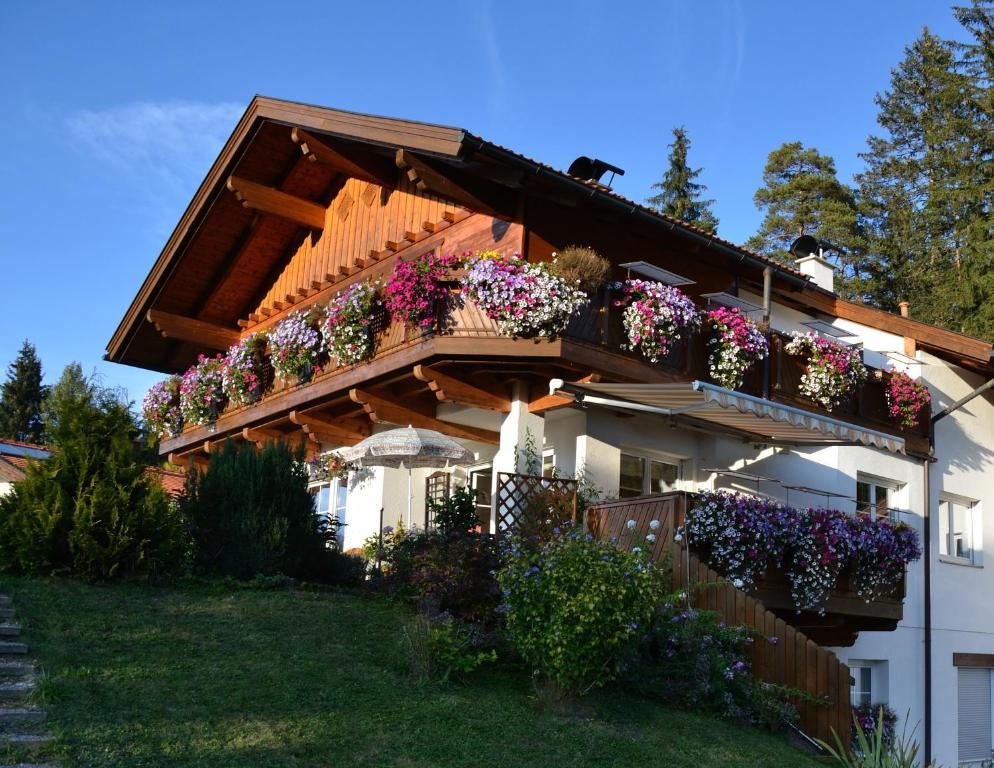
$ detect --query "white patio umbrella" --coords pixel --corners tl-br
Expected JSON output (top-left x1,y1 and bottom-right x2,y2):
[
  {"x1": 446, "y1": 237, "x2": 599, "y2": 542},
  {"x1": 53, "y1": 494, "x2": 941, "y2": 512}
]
[{"x1": 339, "y1": 425, "x2": 475, "y2": 529}]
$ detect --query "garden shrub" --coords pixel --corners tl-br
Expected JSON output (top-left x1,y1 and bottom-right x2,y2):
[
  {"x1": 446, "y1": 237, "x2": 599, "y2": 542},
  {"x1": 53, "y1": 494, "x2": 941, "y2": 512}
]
[
  {"x1": 180, "y1": 439, "x2": 347, "y2": 583},
  {"x1": 550, "y1": 245, "x2": 611, "y2": 292},
  {"x1": 427, "y1": 486, "x2": 478, "y2": 534},
  {"x1": 625, "y1": 597, "x2": 798, "y2": 731},
  {"x1": 410, "y1": 532, "x2": 503, "y2": 625},
  {"x1": 0, "y1": 364, "x2": 188, "y2": 581},
  {"x1": 400, "y1": 612, "x2": 497, "y2": 684},
  {"x1": 497, "y1": 526, "x2": 667, "y2": 695}
]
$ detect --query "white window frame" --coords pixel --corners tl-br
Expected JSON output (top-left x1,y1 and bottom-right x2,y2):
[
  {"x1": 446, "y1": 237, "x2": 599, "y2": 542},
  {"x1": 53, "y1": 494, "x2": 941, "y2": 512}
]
[
  {"x1": 939, "y1": 492, "x2": 983, "y2": 568},
  {"x1": 848, "y1": 659, "x2": 889, "y2": 709},
  {"x1": 309, "y1": 475, "x2": 349, "y2": 550},
  {"x1": 619, "y1": 451, "x2": 684, "y2": 499},
  {"x1": 850, "y1": 664, "x2": 873, "y2": 707},
  {"x1": 856, "y1": 473, "x2": 905, "y2": 523},
  {"x1": 542, "y1": 448, "x2": 556, "y2": 478}
]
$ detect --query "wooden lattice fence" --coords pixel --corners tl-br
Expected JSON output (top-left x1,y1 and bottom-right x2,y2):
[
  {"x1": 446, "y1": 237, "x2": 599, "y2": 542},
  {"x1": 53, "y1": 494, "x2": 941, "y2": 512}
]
[{"x1": 494, "y1": 472, "x2": 577, "y2": 534}]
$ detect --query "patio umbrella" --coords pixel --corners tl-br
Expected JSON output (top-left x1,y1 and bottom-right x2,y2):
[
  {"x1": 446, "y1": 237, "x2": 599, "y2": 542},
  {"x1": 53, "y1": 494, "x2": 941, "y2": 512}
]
[{"x1": 339, "y1": 426, "x2": 475, "y2": 528}]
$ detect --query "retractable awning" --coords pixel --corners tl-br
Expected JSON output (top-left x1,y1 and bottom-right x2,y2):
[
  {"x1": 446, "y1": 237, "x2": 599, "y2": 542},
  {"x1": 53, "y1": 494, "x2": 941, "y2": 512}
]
[{"x1": 549, "y1": 379, "x2": 905, "y2": 454}]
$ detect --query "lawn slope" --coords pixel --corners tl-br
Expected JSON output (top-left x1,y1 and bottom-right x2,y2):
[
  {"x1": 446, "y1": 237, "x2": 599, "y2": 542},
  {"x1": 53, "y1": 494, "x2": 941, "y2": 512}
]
[{"x1": 1, "y1": 578, "x2": 823, "y2": 768}]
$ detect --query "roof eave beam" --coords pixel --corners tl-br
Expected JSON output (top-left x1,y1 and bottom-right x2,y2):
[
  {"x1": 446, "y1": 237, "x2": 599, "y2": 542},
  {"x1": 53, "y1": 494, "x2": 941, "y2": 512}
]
[{"x1": 226, "y1": 175, "x2": 326, "y2": 230}]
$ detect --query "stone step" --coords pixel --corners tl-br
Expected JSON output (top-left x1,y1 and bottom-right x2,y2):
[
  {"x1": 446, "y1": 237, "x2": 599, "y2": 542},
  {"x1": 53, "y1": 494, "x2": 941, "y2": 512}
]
[
  {"x1": 0, "y1": 682, "x2": 34, "y2": 701},
  {"x1": 0, "y1": 643, "x2": 26, "y2": 656},
  {"x1": 0, "y1": 609, "x2": 14, "y2": 621},
  {"x1": 0, "y1": 597, "x2": 11, "y2": 608},
  {"x1": 0, "y1": 709, "x2": 45, "y2": 726},
  {"x1": 0, "y1": 663, "x2": 32, "y2": 680},
  {"x1": 0, "y1": 732, "x2": 54, "y2": 751},
  {"x1": 0, "y1": 626, "x2": 20, "y2": 638},
  {"x1": 0, "y1": 763, "x2": 58, "y2": 768}
]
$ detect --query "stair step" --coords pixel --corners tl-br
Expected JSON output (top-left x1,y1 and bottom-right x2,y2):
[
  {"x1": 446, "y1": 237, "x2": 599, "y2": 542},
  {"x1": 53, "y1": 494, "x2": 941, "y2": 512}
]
[
  {"x1": 0, "y1": 643, "x2": 26, "y2": 656},
  {"x1": 0, "y1": 763, "x2": 58, "y2": 768},
  {"x1": 0, "y1": 709, "x2": 45, "y2": 725},
  {"x1": 0, "y1": 626, "x2": 20, "y2": 638},
  {"x1": 0, "y1": 609, "x2": 14, "y2": 621},
  {"x1": 0, "y1": 597, "x2": 11, "y2": 608},
  {"x1": 0, "y1": 682, "x2": 34, "y2": 701},
  {"x1": 0, "y1": 733, "x2": 54, "y2": 751},
  {"x1": 0, "y1": 663, "x2": 32, "y2": 680}
]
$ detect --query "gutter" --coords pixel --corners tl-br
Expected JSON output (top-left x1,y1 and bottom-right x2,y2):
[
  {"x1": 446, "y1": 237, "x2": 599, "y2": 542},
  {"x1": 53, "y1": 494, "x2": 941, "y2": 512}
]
[{"x1": 463, "y1": 138, "x2": 811, "y2": 291}]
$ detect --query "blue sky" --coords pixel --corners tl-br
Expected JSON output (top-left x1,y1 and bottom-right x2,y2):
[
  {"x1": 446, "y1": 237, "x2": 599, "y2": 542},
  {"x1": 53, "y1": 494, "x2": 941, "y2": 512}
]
[{"x1": 0, "y1": 1, "x2": 967, "y2": 402}]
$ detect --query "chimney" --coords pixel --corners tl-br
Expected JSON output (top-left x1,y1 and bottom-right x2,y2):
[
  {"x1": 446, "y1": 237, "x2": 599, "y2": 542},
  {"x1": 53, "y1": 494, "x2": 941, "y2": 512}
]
[
  {"x1": 795, "y1": 254, "x2": 835, "y2": 293},
  {"x1": 898, "y1": 301, "x2": 910, "y2": 318}
]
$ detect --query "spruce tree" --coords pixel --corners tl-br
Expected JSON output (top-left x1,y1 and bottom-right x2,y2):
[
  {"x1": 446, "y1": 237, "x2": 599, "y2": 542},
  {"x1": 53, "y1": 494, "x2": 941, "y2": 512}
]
[
  {"x1": 746, "y1": 142, "x2": 866, "y2": 298},
  {"x1": 857, "y1": 28, "x2": 978, "y2": 329},
  {"x1": 646, "y1": 127, "x2": 719, "y2": 234},
  {"x1": 0, "y1": 340, "x2": 48, "y2": 444}
]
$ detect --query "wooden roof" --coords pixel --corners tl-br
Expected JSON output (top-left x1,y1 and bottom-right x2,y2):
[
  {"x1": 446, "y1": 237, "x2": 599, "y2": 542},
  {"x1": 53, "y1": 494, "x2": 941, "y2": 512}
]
[{"x1": 106, "y1": 95, "x2": 994, "y2": 374}]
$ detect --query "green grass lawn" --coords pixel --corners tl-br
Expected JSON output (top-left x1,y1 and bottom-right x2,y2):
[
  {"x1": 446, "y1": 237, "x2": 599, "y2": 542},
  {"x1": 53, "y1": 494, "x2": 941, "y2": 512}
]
[{"x1": 0, "y1": 577, "x2": 825, "y2": 768}]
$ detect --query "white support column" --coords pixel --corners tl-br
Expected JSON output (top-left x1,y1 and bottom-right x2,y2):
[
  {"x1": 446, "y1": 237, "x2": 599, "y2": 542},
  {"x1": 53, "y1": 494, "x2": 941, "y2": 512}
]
[
  {"x1": 490, "y1": 381, "x2": 545, "y2": 532},
  {"x1": 575, "y1": 432, "x2": 621, "y2": 502}
]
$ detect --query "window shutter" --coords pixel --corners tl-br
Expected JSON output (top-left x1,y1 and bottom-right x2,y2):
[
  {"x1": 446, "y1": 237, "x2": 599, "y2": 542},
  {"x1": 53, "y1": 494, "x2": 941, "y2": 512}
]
[{"x1": 958, "y1": 667, "x2": 993, "y2": 763}]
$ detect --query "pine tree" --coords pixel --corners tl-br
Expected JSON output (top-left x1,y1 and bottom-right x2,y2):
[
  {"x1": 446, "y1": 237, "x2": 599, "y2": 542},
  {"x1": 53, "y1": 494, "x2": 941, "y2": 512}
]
[
  {"x1": 646, "y1": 128, "x2": 719, "y2": 234},
  {"x1": 857, "y1": 28, "x2": 979, "y2": 329},
  {"x1": 0, "y1": 340, "x2": 48, "y2": 444},
  {"x1": 746, "y1": 142, "x2": 866, "y2": 297}
]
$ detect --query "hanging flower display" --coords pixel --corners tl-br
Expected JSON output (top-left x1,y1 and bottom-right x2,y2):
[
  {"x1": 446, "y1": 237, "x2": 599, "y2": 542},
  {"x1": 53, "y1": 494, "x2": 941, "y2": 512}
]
[
  {"x1": 680, "y1": 491, "x2": 921, "y2": 612},
  {"x1": 783, "y1": 331, "x2": 867, "y2": 411},
  {"x1": 885, "y1": 371, "x2": 931, "y2": 428},
  {"x1": 461, "y1": 252, "x2": 588, "y2": 338},
  {"x1": 142, "y1": 376, "x2": 183, "y2": 439},
  {"x1": 268, "y1": 310, "x2": 323, "y2": 383},
  {"x1": 322, "y1": 280, "x2": 382, "y2": 365},
  {"x1": 179, "y1": 354, "x2": 227, "y2": 427},
  {"x1": 703, "y1": 306, "x2": 769, "y2": 389},
  {"x1": 384, "y1": 250, "x2": 459, "y2": 331},
  {"x1": 615, "y1": 279, "x2": 700, "y2": 363},
  {"x1": 307, "y1": 451, "x2": 355, "y2": 483},
  {"x1": 222, "y1": 333, "x2": 269, "y2": 406}
]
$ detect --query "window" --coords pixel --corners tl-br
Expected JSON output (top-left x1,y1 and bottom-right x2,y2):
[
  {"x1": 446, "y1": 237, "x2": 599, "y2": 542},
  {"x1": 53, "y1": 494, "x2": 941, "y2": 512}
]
[
  {"x1": 850, "y1": 665, "x2": 873, "y2": 707},
  {"x1": 619, "y1": 453, "x2": 680, "y2": 499},
  {"x1": 425, "y1": 472, "x2": 450, "y2": 528},
  {"x1": 471, "y1": 467, "x2": 492, "y2": 529},
  {"x1": 542, "y1": 450, "x2": 556, "y2": 479},
  {"x1": 856, "y1": 476, "x2": 898, "y2": 520},
  {"x1": 310, "y1": 477, "x2": 348, "y2": 550},
  {"x1": 940, "y1": 494, "x2": 981, "y2": 565},
  {"x1": 958, "y1": 667, "x2": 993, "y2": 765}
]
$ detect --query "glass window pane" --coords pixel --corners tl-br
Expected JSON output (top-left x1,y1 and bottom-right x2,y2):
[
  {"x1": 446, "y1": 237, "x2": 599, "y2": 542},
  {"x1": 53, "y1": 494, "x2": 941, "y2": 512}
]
[
  {"x1": 619, "y1": 454, "x2": 645, "y2": 498},
  {"x1": 314, "y1": 485, "x2": 331, "y2": 515},
  {"x1": 542, "y1": 453, "x2": 555, "y2": 478},
  {"x1": 875, "y1": 486, "x2": 890, "y2": 519},
  {"x1": 649, "y1": 460, "x2": 679, "y2": 494},
  {"x1": 335, "y1": 484, "x2": 348, "y2": 519},
  {"x1": 939, "y1": 501, "x2": 951, "y2": 556},
  {"x1": 952, "y1": 501, "x2": 972, "y2": 560}
]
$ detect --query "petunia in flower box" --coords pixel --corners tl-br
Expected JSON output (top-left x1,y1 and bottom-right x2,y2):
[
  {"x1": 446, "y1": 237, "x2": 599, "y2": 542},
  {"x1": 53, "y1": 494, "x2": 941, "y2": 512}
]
[
  {"x1": 783, "y1": 331, "x2": 867, "y2": 412},
  {"x1": 322, "y1": 279, "x2": 382, "y2": 366},
  {"x1": 461, "y1": 251, "x2": 588, "y2": 338},
  {"x1": 615, "y1": 279, "x2": 700, "y2": 363},
  {"x1": 222, "y1": 333, "x2": 269, "y2": 407},
  {"x1": 884, "y1": 371, "x2": 931, "y2": 428},
  {"x1": 703, "y1": 306, "x2": 768, "y2": 390},
  {"x1": 384, "y1": 250, "x2": 458, "y2": 332},
  {"x1": 142, "y1": 376, "x2": 184, "y2": 440},
  {"x1": 179, "y1": 354, "x2": 228, "y2": 428},
  {"x1": 268, "y1": 310, "x2": 324, "y2": 384}
]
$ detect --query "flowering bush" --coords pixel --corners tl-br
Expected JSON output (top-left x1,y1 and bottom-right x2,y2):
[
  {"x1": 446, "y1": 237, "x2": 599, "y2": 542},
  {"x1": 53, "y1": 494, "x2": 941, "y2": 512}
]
[
  {"x1": 625, "y1": 600, "x2": 798, "y2": 730},
  {"x1": 384, "y1": 250, "x2": 458, "y2": 331},
  {"x1": 704, "y1": 307, "x2": 768, "y2": 389},
  {"x1": 268, "y1": 310, "x2": 323, "y2": 382},
  {"x1": 851, "y1": 703, "x2": 898, "y2": 749},
  {"x1": 179, "y1": 354, "x2": 227, "y2": 427},
  {"x1": 615, "y1": 279, "x2": 701, "y2": 362},
  {"x1": 461, "y1": 252, "x2": 588, "y2": 338},
  {"x1": 681, "y1": 491, "x2": 921, "y2": 612},
  {"x1": 307, "y1": 451, "x2": 354, "y2": 483},
  {"x1": 142, "y1": 376, "x2": 183, "y2": 439},
  {"x1": 885, "y1": 371, "x2": 931, "y2": 428},
  {"x1": 222, "y1": 334, "x2": 268, "y2": 406},
  {"x1": 322, "y1": 280, "x2": 381, "y2": 365},
  {"x1": 784, "y1": 331, "x2": 867, "y2": 411},
  {"x1": 497, "y1": 525, "x2": 666, "y2": 694}
]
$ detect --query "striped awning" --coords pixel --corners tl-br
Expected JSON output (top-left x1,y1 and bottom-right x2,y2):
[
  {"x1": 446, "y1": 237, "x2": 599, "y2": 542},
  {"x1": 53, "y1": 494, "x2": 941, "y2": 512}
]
[{"x1": 549, "y1": 379, "x2": 905, "y2": 454}]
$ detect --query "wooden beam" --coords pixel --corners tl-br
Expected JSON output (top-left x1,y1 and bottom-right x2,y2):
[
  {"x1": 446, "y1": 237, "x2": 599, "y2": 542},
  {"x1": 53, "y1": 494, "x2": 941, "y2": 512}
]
[
  {"x1": 395, "y1": 149, "x2": 513, "y2": 218},
  {"x1": 241, "y1": 427, "x2": 282, "y2": 443},
  {"x1": 288, "y1": 410, "x2": 370, "y2": 443},
  {"x1": 168, "y1": 451, "x2": 208, "y2": 471},
  {"x1": 413, "y1": 365, "x2": 511, "y2": 411},
  {"x1": 291, "y1": 128, "x2": 397, "y2": 187},
  {"x1": 349, "y1": 388, "x2": 499, "y2": 445},
  {"x1": 226, "y1": 175, "x2": 326, "y2": 230},
  {"x1": 147, "y1": 309, "x2": 240, "y2": 350},
  {"x1": 529, "y1": 374, "x2": 601, "y2": 413}
]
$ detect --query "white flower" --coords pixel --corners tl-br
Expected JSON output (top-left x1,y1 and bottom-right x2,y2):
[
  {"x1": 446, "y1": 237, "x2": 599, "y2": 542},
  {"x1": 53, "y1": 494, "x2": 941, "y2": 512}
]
[
  {"x1": 732, "y1": 578, "x2": 744, "y2": 589},
  {"x1": 646, "y1": 533, "x2": 657, "y2": 543},
  {"x1": 674, "y1": 532, "x2": 684, "y2": 542},
  {"x1": 632, "y1": 546, "x2": 641, "y2": 554},
  {"x1": 649, "y1": 520, "x2": 660, "y2": 530},
  {"x1": 626, "y1": 519, "x2": 636, "y2": 530}
]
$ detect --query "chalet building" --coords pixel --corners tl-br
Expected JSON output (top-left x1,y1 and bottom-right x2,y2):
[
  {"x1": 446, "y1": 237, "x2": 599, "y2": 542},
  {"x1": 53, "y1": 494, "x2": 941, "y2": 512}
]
[{"x1": 107, "y1": 96, "x2": 994, "y2": 765}]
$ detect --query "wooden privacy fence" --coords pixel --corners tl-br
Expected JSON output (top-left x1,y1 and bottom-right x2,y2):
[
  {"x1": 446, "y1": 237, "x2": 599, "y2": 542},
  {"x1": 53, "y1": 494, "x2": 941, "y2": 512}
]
[{"x1": 586, "y1": 492, "x2": 853, "y2": 749}]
